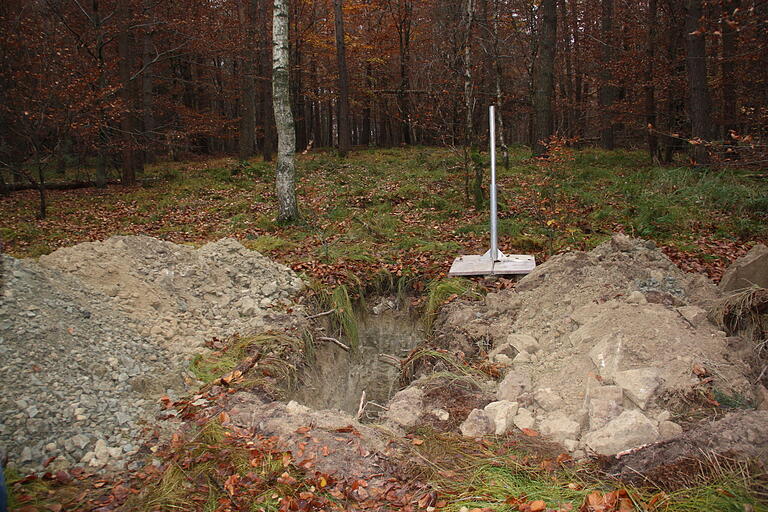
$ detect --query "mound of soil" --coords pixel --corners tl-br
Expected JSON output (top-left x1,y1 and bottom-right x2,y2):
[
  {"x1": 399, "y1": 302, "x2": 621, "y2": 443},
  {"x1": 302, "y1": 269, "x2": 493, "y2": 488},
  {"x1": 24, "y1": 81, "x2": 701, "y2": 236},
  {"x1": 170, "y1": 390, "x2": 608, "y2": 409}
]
[
  {"x1": 0, "y1": 236, "x2": 305, "y2": 473},
  {"x1": 433, "y1": 234, "x2": 756, "y2": 459}
]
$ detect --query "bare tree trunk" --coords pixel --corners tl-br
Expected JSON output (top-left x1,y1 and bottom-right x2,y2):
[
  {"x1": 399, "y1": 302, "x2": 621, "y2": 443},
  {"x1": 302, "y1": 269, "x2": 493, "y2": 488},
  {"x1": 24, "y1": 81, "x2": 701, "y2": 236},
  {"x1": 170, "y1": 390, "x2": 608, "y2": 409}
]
[
  {"x1": 118, "y1": 26, "x2": 142, "y2": 185},
  {"x1": 598, "y1": 0, "x2": 617, "y2": 150},
  {"x1": 333, "y1": 0, "x2": 352, "y2": 156},
  {"x1": 94, "y1": 0, "x2": 108, "y2": 188},
  {"x1": 491, "y1": 0, "x2": 508, "y2": 168},
  {"x1": 462, "y1": 0, "x2": 475, "y2": 148},
  {"x1": 238, "y1": 0, "x2": 257, "y2": 159},
  {"x1": 685, "y1": 0, "x2": 712, "y2": 165},
  {"x1": 141, "y1": 0, "x2": 155, "y2": 164},
  {"x1": 645, "y1": 0, "x2": 658, "y2": 160},
  {"x1": 272, "y1": 0, "x2": 299, "y2": 221},
  {"x1": 258, "y1": 0, "x2": 275, "y2": 162},
  {"x1": 531, "y1": 0, "x2": 557, "y2": 156},
  {"x1": 721, "y1": 0, "x2": 740, "y2": 143},
  {"x1": 361, "y1": 63, "x2": 372, "y2": 146}
]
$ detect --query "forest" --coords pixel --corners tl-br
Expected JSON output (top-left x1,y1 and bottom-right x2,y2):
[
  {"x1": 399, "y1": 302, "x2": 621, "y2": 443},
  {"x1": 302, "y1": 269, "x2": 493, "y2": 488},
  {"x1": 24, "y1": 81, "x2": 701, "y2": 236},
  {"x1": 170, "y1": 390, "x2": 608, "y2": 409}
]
[
  {"x1": 3, "y1": 2, "x2": 768, "y2": 511},
  {"x1": 1, "y1": 0, "x2": 766, "y2": 195}
]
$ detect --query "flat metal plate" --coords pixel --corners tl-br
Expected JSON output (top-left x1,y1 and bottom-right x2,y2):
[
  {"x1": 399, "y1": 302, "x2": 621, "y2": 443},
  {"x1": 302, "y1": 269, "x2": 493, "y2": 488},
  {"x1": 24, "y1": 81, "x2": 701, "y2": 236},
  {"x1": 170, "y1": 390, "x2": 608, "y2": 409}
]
[
  {"x1": 493, "y1": 255, "x2": 536, "y2": 275},
  {"x1": 448, "y1": 254, "x2": 536, "y2": 276},
  {"x1": 448, "y1": 255, "x2": 494, "y2": 276}
]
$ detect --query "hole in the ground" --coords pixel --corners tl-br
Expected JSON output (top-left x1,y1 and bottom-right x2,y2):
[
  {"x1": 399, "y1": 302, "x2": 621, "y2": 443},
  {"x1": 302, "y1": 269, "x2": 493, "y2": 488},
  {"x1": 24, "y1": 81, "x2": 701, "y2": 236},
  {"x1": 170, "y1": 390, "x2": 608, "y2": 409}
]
[{"x1": 288, "y1": 300, "x2": 424, "y2": 421}]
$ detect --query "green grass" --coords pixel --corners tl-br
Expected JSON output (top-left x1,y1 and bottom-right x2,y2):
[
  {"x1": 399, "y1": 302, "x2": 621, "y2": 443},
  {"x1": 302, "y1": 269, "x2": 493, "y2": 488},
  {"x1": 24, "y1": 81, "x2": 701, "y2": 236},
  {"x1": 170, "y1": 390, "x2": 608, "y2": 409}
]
[
  {"x1": 424, "y1": 277, "x2": 480, "y2": 332},
  {"x1": 2, "y1": 147, "x2": 766, "y2": 287}
]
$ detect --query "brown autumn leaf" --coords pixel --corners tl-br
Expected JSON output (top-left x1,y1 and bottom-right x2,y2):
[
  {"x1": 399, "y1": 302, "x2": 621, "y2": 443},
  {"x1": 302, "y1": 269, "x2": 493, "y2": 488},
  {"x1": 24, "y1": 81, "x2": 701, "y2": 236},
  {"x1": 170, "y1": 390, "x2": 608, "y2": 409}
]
[
  {"x1": 529, "y1": 500, "x2": 547, "y2": 512},
  {"x1": 521, "y1": 428, "x2": 539, "y2": 437}
]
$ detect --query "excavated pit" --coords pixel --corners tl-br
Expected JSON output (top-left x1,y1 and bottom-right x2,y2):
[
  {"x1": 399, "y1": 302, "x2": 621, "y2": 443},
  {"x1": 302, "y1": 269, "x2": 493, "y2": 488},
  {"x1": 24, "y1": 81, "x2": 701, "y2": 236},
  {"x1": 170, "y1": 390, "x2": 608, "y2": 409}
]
[{"x1": 288, "y1": 308, "x2": 424, "y2": 421}]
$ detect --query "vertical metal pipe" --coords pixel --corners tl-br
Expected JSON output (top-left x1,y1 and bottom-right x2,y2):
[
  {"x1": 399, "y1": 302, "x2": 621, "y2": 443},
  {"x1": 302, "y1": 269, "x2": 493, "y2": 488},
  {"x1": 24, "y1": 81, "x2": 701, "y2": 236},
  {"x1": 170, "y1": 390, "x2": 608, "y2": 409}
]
[{"x1": 489, "y1": 105, "x2": 498, "y2": 261}]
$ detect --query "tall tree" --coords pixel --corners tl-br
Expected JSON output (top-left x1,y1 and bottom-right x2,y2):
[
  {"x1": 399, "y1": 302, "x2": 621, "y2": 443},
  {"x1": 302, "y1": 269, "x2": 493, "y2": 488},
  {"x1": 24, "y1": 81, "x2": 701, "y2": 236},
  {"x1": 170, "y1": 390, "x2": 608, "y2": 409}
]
[
  {"x1": 685, "y1": 0, "x2": 712, "y2": 165},
  {"x1": 531, "y1": 0, "x2": 557, "y2": 156},
  {"x1": 333, "y1": 0, "x2": 351, "y2": 156},
  {"x1": 272, "y1": 0, "x2": 299, "y2": 221},
  {"x1": 721, "y1": 0, "x2": 740, "y2": 142},
  {"x1": 238, "y1": 0, "x2": 257, "y2": 160},
  {"x1": 645, "y1": 0, "x2": 658, "y2": 160},
  {"x1": 598, "y1": 0, "x2": 617, "y2": 150}
]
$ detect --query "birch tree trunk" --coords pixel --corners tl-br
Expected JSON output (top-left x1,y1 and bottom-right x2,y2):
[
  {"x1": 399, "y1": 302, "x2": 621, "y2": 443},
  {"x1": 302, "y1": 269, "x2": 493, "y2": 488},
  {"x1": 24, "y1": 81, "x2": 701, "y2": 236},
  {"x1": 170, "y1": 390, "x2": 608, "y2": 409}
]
[{"x1": 272, "y1": 0, "x2": 299, "y2": 221}]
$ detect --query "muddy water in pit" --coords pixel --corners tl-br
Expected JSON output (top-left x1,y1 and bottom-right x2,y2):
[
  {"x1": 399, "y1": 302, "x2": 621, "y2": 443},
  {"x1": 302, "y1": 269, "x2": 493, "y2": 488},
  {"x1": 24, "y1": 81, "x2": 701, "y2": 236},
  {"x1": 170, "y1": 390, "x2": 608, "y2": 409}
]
[{"x1": 289, "y1": 310, "x2": 423, "y2": 420}]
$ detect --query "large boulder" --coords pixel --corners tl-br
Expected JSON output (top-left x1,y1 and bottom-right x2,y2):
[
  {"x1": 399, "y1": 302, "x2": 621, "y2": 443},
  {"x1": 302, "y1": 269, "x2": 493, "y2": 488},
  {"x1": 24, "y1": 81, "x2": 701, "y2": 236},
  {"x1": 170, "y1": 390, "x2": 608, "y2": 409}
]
[
  {"x1": 582, "y1": 410, "x2": 660, "y2": 456},
  {"x1": 719, "y1": 244, "x2": 768, "y2": 292}
]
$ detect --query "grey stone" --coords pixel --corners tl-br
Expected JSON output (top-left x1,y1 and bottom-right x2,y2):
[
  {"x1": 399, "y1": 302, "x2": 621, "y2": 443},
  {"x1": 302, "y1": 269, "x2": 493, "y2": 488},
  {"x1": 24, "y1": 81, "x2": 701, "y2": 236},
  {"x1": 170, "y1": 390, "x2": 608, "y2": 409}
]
[
  {"x1": 506, "y1": 334, "x2": 540, "y2": 354},
  {"x1": 539, "y1": 412, "x2": 581, "y2": 442},
  {"x1": 459, "y1": 409, "x2": 494, "y2": 438},
  {"x1": 513, "y1": 351, "x2": 532, "y2": 363},
  {"x1": 583, "y1": 410, "x2": 660, "y2": 455},
  {"x1": 483, "y1": 400, "x2": 518, "y2": 435},
  {"x1": 488, "y1": 342, "x2": 518, "y2": 363},
  {"x1": 659, "y1": 420, "x2": 683, "y2": 441},
  {"x1": 513, "y1": 408, "x2": 536, "y2": 430},
  {"x1": 534, "y1": 388, "x2": 566, "y2": 411},
  {"x1": 497, "y1": 370, "x2": 532, "y2": 402},
  {"x1": 587, "y1": 385, "x2": 624, "y2": 430},
  {"x1": 384, "y1": 386, "x2": 424, "y2": 428},
  {"x1": 677, "y1": 306, "x2": 709, "y2": 328},
  {"x1": 429, "y1": 408, "x2": 450, "y2": 422},
  {"x1": 719, "y1": 244, "x2": 768, "y2": 292},
  {"x1": 613, "y1": 367, "x2": 662, "y2": 410}
]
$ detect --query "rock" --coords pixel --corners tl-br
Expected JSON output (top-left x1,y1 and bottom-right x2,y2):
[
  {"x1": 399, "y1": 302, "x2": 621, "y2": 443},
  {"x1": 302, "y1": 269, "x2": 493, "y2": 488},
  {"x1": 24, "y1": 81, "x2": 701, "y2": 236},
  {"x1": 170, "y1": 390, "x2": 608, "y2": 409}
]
[
  {"x1": 539, "y1": 412, "x2": 581, "y2": 442},
  {"x1": 612, "y1": 368, "x2": 662, "y2": 409},
  {"x1": 384, "y1": 386, "x2": 424, "y2": 428},
  {"x1": 587, "y1": 385, "x2": 624, "y2": 430},
  {"x1": 429, "y1": 408, "x2": 450, "y2": 422},
  {"x1": 755, "y1": 384, "x2": 768, "y2": 411},
  {"x1": 483, "y1": 401, "x2": 519, "y2": 435},
  {"x1": 459, "y1": 409, "x2": 494, "y2": 438},
  {"x1": 514, "y1": 408, "x2": 535, "y2": 430},
  {"x1": 583, "y1": 410, "x2": 660, "y2": 455},
  {"x1": 240, "y1": 297, "x2": 258, "y2": 316},
  {"x1": 262, "y1": 282, "x2": 278, "y2": 296},
  {"x1": 719, "y1": 244, "x2": 768, "y2": 292},
  {"x1": 497, "y1": 370, "x2": 532, "y2": 402},
  {"x1": 626, "y1": 291, "x2": 647, "y2": 305},
  {"x1": 513, "y1": 351, "x2": 531, "y2": 363},
  {"x1": 534, "y1": 388, "x2": 565, "y2": 411},
  {"x1": 659, "y1": 421, "x2": 683, "y2": 441},
  {"x1": 488, "y1": 342, "x2": 518, "y2": 362},
  {"x1": 506, "y1": 334, "x2": 540, "y2": 354},
  {"x1": 94, "y1": 439, "x2": 109, "y2": 461},
  {"x1": 677, "y1": 306, "x2": 709, "y2": 328}
]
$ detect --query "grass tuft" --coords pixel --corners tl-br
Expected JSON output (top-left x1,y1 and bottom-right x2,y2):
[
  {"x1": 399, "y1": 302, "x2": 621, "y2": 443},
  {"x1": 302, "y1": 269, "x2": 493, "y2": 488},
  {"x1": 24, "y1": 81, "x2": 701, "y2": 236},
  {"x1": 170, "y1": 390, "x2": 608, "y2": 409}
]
[{"x1": 424, "y1": 278, "x2": 479, "y2": 333}]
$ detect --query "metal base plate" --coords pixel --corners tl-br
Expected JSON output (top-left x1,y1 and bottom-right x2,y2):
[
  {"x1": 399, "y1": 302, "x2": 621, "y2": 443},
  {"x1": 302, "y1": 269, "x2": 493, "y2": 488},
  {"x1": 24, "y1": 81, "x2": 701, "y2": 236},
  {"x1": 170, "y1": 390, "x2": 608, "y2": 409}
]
[{"x1": 448, "y1": 252, "x2": 536, "y2": 276}]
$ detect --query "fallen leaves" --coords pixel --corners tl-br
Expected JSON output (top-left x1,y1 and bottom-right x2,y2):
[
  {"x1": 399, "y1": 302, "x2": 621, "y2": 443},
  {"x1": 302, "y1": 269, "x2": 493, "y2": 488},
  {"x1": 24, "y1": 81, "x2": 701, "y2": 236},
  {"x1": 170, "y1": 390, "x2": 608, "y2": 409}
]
[{"x1": 580, "y1": 489, "x2": 635, "y2": 512}]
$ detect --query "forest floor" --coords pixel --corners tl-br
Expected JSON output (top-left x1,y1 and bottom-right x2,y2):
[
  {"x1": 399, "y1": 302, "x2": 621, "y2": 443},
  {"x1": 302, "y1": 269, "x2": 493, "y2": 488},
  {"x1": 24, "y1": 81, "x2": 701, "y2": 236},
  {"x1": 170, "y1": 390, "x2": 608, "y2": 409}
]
[
  {"x1": 2, "y1": 146, "x2": 767, "y2": 287},
  {"x1": 3, "y1": 147, "x2": 768, "y2": 511}
]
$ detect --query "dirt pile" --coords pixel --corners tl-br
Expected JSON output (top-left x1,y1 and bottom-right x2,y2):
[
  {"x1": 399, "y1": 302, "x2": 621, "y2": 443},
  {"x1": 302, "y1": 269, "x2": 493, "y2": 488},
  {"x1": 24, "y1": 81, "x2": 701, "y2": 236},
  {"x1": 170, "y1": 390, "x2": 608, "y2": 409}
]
[
  {"x1": 0, "y1": 236, "x2": 305, "y2": 473},
  {"x1": 434, "y1": 234, "x2": 757, "y2": 458}
]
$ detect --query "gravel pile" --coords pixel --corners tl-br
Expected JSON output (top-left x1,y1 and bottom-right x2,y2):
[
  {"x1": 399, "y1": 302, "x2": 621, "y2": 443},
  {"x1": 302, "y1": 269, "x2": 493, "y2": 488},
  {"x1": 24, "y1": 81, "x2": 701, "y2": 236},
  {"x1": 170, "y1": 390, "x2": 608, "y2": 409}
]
[{"x1": 0, "y1": 236, "x2": 305, "y2": 473}]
